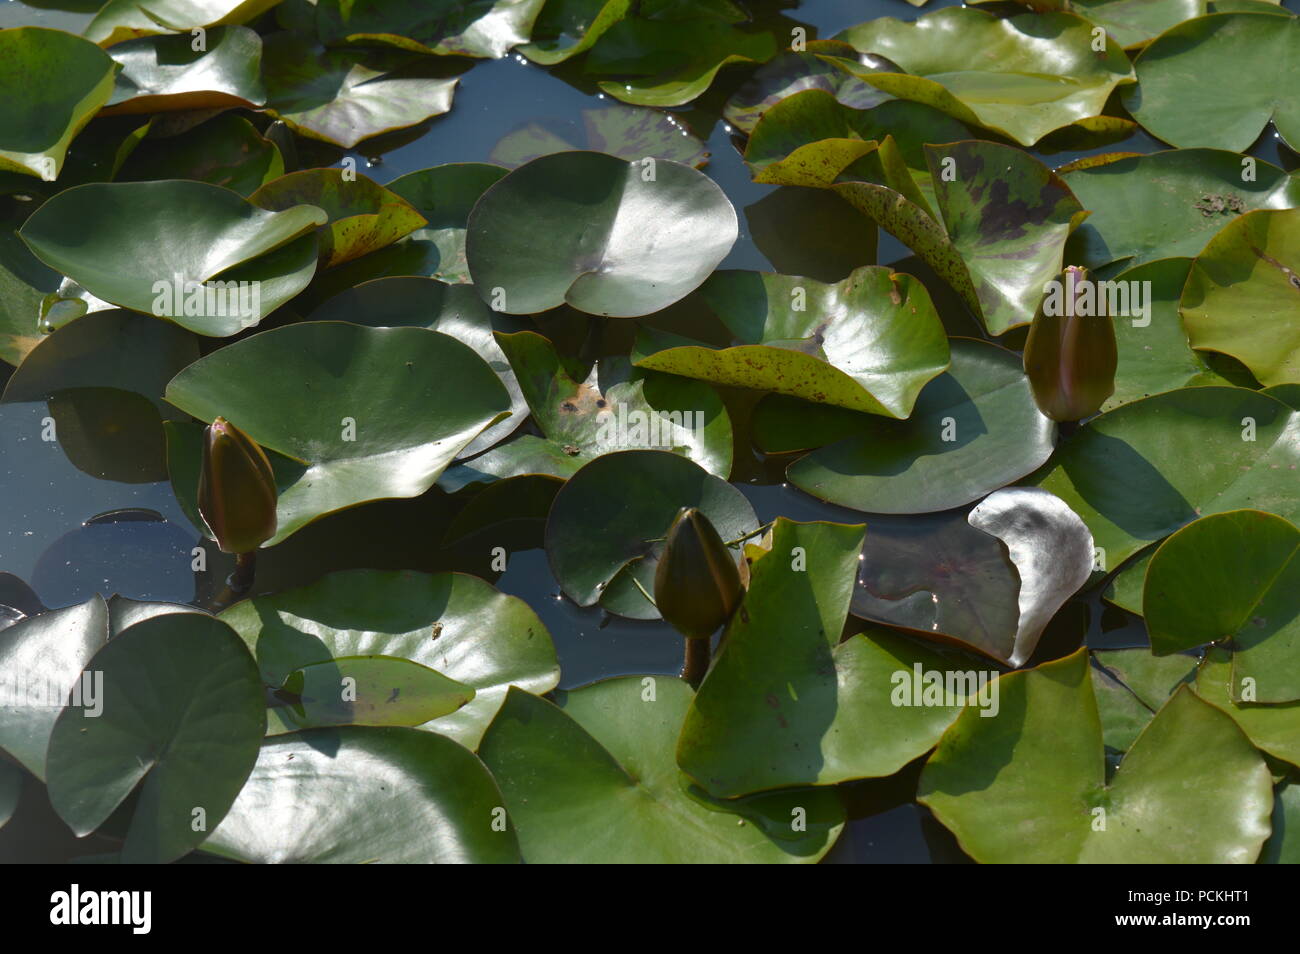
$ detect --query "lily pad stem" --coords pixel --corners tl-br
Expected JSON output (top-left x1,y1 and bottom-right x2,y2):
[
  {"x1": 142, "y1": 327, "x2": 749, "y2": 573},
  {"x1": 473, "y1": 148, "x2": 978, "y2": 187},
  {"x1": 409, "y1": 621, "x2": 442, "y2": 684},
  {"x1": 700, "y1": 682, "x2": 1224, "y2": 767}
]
[{"x1": 682, "y1": 636, "x2": 710, "y2": 688}]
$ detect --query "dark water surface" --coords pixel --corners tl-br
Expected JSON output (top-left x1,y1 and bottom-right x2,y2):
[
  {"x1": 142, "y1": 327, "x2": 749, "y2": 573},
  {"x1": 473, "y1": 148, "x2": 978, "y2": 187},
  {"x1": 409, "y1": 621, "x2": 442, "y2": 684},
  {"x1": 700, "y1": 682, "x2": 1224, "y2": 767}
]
[{"x1": 1, "y1": 0, "x2": 1295, "y2": 863}]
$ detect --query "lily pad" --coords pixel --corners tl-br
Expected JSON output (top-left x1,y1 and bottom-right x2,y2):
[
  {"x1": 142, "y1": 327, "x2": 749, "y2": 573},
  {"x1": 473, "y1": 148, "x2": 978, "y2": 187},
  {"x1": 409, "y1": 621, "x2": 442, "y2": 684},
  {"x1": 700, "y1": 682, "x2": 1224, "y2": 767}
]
[
  {"x1": 679, "y1": 518, "x2": 985, "y2": 797},
  {"x1": 745, "y1": 90, "x2": 969, "y2": 206},
  {"x1": 0, "y1": 201, "x2": 63, "y2": 365},
  {"x1": 722, "y1": 42, "x2": 895, "y2": 135},
  {"x1": 1144, "y1": 510, "x2": 1300, "y2": 701},
  {"x1": 978, "y1": 0, "x2": 1212, "y2": 48},
  {"x1": 1103, "y1": 258, "x2": 1235, "y2": 411},
  {"x1": 308, "y1": 276, "x2": 527, "y2": 456},
  {"x1": 441, "y1": 331, "x2": 732, "y2": 487},
  {"x1": 465, "y1": 151, "x2": 737, "y2": 318},
  {"x1": 202, "y1": 726, "x2": 521, "y2": 863},
  {"x1": 779, "y1": 338, "x2": 1056, "y2": 514},
  {"x1": 1180, "y1": 207, "x2": 1300, "y2": 387},
  {"x1": 1124, "y1": 12, "x2": 1300, "y2": 152},
  {"x1": 250, "y1": 169, "x2": 427, "y2": 268},
  {"x1": 765, "y1": 140, "x2": 1086, "y2": 335},
  {"x1": 477, "y1": 678, "x2": 844, "y2": 862},
  {"x1": 1196, "y1": 647, "x2": 1300, "y2": 768},
  {"x1": 0, "y1": 596, "x2": 108, "y2": 780},
  {"x1": 218, "y1": 569, "x2": 559, "y2": 749},
  {"x1": 45, "y1": 611, "x2": 265, "y2": 864},
  {"x1": 2, "y1": 308, "x2": 199, "y2": 416},
  {"x1": 268, "y1": 655, "x2": 476, "y2": 734},
  {"x1": 633, "y1": 266, "x2": 949, "y2": 418},
  {"x1": 1062, "y1": 149, "x2": 1300, "y2": 273},
  {"x1": 919, "y1": 649, "x2": 1273, "y2": 863},
  {"x1": 584, "y1": 16, "x2": 778, "y2": 107},
  {"x1": 850, "y1": 488, "x2": 1093, "y2": 667},
  {"x1": 115, "y1": 113, "x2": 285, "y2": 196},
  {"x1": 520, "y1": 0, "x2": 631, "y2": 64},
  {"x1": 1091, "y1": 648, "x2": 1197, "y2": 754},
  {"x1": 0, "y1": 760, "x2": 19, "y2": 830},
  {"x1": 316, "y1": 0, "x2": 546, "y2": 59},
  {"x1": 103, "y1": 25, "x2": 265, "y2": 114},
  {"x1": 1032, "y1": 387, "x2": 1300, "y2": 573},
  {"x1": 384, "y1": 163, "x2": 508, "y2": 285},
  {"x1": 835, "y1": 8, "x2": 1135, "y2": 146},
  {"x1": 85, "y1": 0, "x2": 282, "y2": 47},
  {"x1": 164, "y1": 321, "x2": 511, "y2": 545},
  {"x1": 19, "y1": 180, "x2": 327, "y2": 336},
  {"x1": 261, "y1": 32, "x2": 458, "y2": 149},
  {"x1": 0, "y1": 28, "x2": 116, "y2": 181},
  {"x1": 1263, "y1": 781, "x2": 1300, "y2": 863},
  {"x1": 489, "y1": 103, "x2": 709, "y2": 170},
  {"x1": 545, "y1": 450, "x2": 757, "y2": 618}
]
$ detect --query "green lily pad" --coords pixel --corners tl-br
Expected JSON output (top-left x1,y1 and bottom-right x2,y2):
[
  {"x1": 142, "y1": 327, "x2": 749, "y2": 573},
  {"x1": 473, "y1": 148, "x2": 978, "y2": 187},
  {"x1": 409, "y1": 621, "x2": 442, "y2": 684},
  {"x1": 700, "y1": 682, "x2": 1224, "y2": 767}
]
[
  {"x1": 978, "y1": 0, "x2": 1211, "y2": 48},
  {"x1": 45, "y1": 612, "x2": 265, "y2": 864},
  {"x1": 1196, "y1": 647, "x2": 1300, "y2": 768},
  {"x1": 0, "y1": 28, "x2": 116, "y2": 181},
  {"x1": 777, "y1": 140, "x2": 1086, "y2": 335},
  {"x1": 520, "y1": 0, "x2": 631, "y2": 64},
  {"x1": 316, "y1": 0, "x2": 546, "y2": 58},
  {"x1": 2, "y1": 308, "x2": 198, "y2": 416},
  {"x1": 679, "y1": 518, "x2": 986, "y2": 797},
  {"x1": 103, "y1": 25, "x2": 265, "y2": 114},
  {"x1": 633, "y1": 266, "x2": 949, "y2": 418},
  {"x1": 202, "y1": 726, "x2": 521, "y2": 863},
  {"x1": 85, "y1": 0, "x2": 282, "y2": 47},
  {"x1": 1124, "y1": 12, "x2": 1300, "y2": 152},
  {"x1": 115, "y1": 114, "x2": 285, "y2": 195},
  {"x1": 0, "y1": 596, "x2": 108, "y2": 780},
  {"x1": 779, "y1": 338, "x2": 1056, "y2": 514},
  {"x1": 268, "y1": 655, "x2": 476, "y2": 734},
  {"x1": 465, "y1": 151, "x2": 736, "y2": 318},
  {"x1": 218, "y1": 569, "x2": 559, "y2": 749},
  {"x1": 1062, "y1": 150, "x2": 1300, "y2": 273},
  {"x1": 1144, "y1": 510, "x2": 1300, "y2": 701},
  {"x1": 722, "y1": 42, "x2": 894, "y2": 135},
  {"x1": 308, "y1": 276, "x2": 527, "y2": 456},
  {"x1": 1091, "y1": 648, "x2": 1197, "y2": 754},
  {"x1": 19, "y1": 180, "x2": 327, "y2": 336},
  {"x1": 1031, "y1": 386, "x2": 1300, "y2": 574},
  {"x1": 261, "y1": 32, "x2": 458, "y2": 149},
  {"x1": 442, "y1": 331, "x2": 732, "y2": 487},
  {"x1": 250, "y1": 168, "x2": 427, "y2": 268},
  {"x1": 1103, "y1": 258, "x2": 1235, "y2": 411},
  {"x1": 0, "y1": 760, "x2": 19, "y2": 830},
  {"x1": 1263, "y1": 781, "x2": 1300, "y2": 863},
  {"x1": 383, "y1": 163, "x2": 508, "y2": 285},
  {"x1": 545, "y1": 450, "x2": 757, "y2": 618},
  {"x1": 584, "y1": 16, "x2": 778, "y2": 107},
  {"x1": 850, "y1": 488, "x2": 1093, "y2": 666},
  {"x1": 0, "y1": 200, "x2": 63, "y2": 365},
  {"x1": 165, "y1": 322, "x2": 511, "y2": 545},
  {"x1": 835, "y1": 7, "x2": 1135, "y2": 146},
  {"x1": 477, "y1": 678, "x2": 844, "y2": 862},
  {"x1": 745, "y1": 90, "x2": 969, "y2": 208},
  {"x1": 489, "y1": 103, "x2": 709, "y2": 170},
  {"x1": 919, "y1": 649, "x2": 1273, "y2": 863},
  {"x1": 1265, "y1": 383, "x2": 1300, "y2": 410},
  {"x1": 1180, "y1": 207, "x2": 1300, "y2": 387}
]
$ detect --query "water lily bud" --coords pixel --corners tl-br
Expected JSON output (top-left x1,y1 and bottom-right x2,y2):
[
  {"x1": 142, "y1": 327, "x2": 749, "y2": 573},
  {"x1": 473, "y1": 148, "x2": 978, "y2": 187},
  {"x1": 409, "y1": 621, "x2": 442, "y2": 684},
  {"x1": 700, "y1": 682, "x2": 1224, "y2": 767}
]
[
  {"x1": 653, "y1": 507, "x2": 743, "y2": 641},
  {"x1": 198, "y1": 417, "x2": 277, "y2": 554},
  {"x1": 1024, "y1": 265, "x2": 1117, "y2": 422}
]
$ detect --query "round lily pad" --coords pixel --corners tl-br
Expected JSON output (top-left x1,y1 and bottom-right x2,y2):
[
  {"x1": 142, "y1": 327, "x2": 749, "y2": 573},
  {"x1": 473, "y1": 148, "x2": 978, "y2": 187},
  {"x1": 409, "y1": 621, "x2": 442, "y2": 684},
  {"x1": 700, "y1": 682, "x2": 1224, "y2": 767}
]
[{"x1": 465, "y1": 151, "x2": 737, "y2": 318}]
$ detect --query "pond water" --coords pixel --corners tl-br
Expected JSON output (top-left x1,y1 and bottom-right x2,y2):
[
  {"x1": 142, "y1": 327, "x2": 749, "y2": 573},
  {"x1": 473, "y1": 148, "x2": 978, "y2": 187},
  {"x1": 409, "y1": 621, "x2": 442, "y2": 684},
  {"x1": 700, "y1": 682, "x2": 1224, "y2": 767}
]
[{"x1": 1, "y1": 0, "x2": 1296, "y2": 863}]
